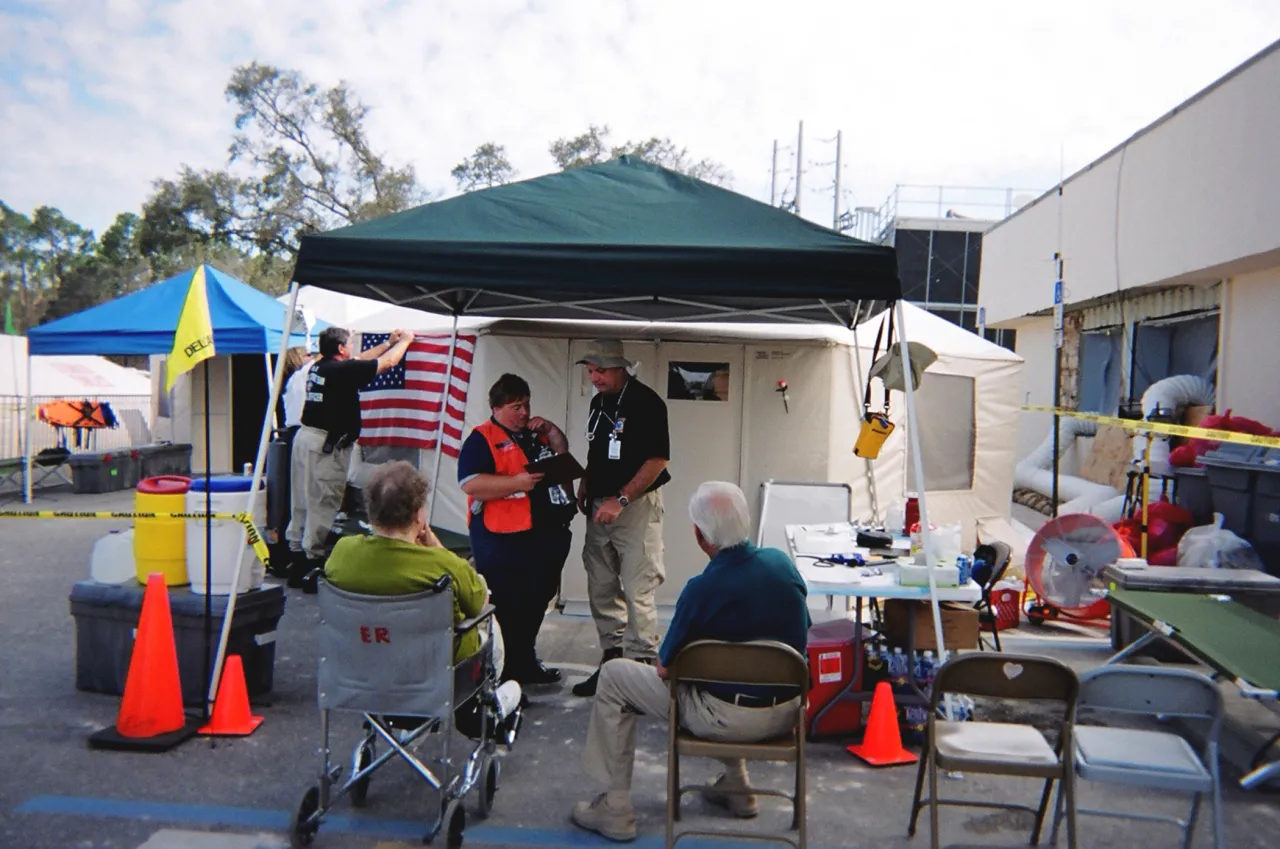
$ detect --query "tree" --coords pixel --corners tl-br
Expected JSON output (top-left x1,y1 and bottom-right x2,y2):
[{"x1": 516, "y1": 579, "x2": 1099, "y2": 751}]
[
  {"x1": 451, "y1": 142, "x2": 517, "y2": 192},
  {"x1": 225, "y1": 62, "x2": 425, "y2": 248},
  {"x1": 548, "y1": 125, "x2": 732, "y2": 186}
]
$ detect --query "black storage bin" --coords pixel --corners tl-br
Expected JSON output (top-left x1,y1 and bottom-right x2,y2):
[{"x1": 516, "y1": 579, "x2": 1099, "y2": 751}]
[
  {"x1": 265, "y1": 429, "x2": 294, "y2": 540},
  {"x1": 1249, "y1": 450, "x2": 1280, "y2": 547},
  {"x1": 69, "y1": 581, "x2": 285, "y2": 706},
  {"x1": 1173, "y1": 467, "x2": 1213, "y2": 526},
  {"x1": 69, "y1": 450, "x2": 139, "y2": 494},
  {"x1": 137, "y1": 443, "x2": 193, "y2": 478},
  {"x1": 1200, "y1": 444, "x2": 1261, "y2": 536}
]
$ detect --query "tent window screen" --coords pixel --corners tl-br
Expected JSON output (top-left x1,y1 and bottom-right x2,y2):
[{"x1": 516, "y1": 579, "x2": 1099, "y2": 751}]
[
  {"x1": 1078, "y1": 328, "x2": 1123, "y2": 414},
  {"x1": 1130, "y1": 312, "x2": 1219, "y2": 401},
  {"x1": 667, "y1": 361, "x2": 730, "y2": 401},
  {"x1": 906, "y1": 373, "x2": 976, "y2": 492}
]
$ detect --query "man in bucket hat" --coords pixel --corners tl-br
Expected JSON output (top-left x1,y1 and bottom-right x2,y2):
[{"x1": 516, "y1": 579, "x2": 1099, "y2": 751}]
[{"x1": 572, "y1": 339, "x2": 671, "y2": 698}]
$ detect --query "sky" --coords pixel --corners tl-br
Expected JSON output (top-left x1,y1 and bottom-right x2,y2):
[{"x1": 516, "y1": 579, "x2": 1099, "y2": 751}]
[{"x1": 2, "y1": 0, "x2": 1279, "y2": 237}]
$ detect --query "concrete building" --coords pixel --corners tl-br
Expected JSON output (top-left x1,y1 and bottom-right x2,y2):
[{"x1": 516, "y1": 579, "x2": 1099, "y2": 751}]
[{"x1": 978, "y1": 39, "x2": 1280, "y2": 461}]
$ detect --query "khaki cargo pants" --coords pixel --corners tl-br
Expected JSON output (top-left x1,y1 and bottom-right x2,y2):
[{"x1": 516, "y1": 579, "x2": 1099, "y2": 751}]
[
  {"x1": 582, "y1": 490, "x2": 665, "y2": 659},
  {"x1": 286, "y1": 425, "x2": 351, "y2": 560}
]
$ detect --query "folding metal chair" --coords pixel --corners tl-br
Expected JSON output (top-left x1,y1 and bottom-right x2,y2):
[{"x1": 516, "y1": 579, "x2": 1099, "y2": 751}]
[
  {"x1": 1049, "y1": 665, "x2": 1224, "y2": 849},
  {"x1": 972, "y1": 541, "x2": 1013, "y2": 651},
  {"x1": 907, "y1": 653, "x2": 1080, "y2": 849},
  {"x1": 666, "y1": 640, "x2": 811, "y2": 849}
]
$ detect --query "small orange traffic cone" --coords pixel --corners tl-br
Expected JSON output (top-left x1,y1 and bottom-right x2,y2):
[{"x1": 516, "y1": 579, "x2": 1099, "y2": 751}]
[
  {"x1": 90, "y1": 573, "x2": 198, "y2": 751},
  {"x1": 199, "y1": 655, "x2": 263, "y2": 736},
  {"x1": 846, "y1": 681, "x2": 918, "y2": 766}
]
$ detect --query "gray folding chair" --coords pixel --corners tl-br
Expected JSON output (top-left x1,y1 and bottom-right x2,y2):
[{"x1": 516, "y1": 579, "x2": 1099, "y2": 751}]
[
  {"x1": 907, "y1": 652, "x2": 1080, "y2": 849},
  {"x1": 666, "y1": 640, "x2": 811, "y2": 849},
  {"x1": 1049, "y1": 665, "x2": 1224, "y2": 849}
]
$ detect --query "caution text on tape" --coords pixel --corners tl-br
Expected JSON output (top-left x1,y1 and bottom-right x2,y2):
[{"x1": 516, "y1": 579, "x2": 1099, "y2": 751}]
[
  {"x1": 1021, "y1": 406, "x2": 1280, "y2": 449},
  {"x1": 0, "y1": 510, "x2": 271, "y2": 569}
]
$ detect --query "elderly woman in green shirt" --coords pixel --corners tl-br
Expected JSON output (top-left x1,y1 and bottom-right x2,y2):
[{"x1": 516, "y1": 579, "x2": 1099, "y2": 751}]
[{"x1": 325, "y1": 460, "x2": 497, "y2": 667}]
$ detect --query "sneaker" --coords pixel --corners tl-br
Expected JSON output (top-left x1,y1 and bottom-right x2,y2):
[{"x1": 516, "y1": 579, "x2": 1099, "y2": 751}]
[
  {"x1": 570, "y1": 793, "x2": 637, "y2": 842},
  {"x1": 701, "y1": 774, "x2": 759, "y2": 819},
  {"x1": 572, "y1": 648, "x2": 624, "y2": 698}
]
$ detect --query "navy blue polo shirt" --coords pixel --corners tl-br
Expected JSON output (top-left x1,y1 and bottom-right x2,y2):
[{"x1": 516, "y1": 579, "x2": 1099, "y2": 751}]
[{"x1": 660, "y1": 542, "x2": 811, "y2": 700}]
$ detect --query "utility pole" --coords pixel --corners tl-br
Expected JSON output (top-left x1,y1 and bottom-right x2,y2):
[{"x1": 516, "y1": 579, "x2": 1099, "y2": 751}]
[
  {"x1": 832, "y1": 130, "x2": 842, "y2": 229},
  {"x1": 795, "y1": 121, "x2": 804, "y2": 215},
  {"x1": 770, "y1": 140, "x2": 778, "y2": 206}
]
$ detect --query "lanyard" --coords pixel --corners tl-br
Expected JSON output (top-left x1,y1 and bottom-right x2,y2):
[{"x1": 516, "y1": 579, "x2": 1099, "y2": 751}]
[{"x1": 587, "y1": 379, "x2": 629, "y2": 441}]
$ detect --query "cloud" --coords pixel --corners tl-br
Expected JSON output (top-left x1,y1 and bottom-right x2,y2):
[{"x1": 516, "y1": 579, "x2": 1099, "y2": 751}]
[{"x1": 2, "y1": 0, "x2": 1278, "y2": 234}]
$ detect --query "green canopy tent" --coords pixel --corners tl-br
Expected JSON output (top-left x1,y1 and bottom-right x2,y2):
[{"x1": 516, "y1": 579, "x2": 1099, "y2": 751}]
[
  {"x1": 242, "y1": 158, "x2": 953, "y2": 706},
  {"x1": 290, "y1": 156, "x2": 900, "y2": 325}
]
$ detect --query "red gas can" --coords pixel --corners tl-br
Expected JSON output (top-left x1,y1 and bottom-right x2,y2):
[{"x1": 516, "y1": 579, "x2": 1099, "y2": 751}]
[{"x1": 804, "y1": 618, "x2": 863, "y2": 738}]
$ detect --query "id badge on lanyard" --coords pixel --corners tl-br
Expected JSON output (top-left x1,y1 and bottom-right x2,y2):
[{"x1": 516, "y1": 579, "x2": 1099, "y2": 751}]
[{"x1": 607, "y1": 436, "x2": 621, "y2": 460}]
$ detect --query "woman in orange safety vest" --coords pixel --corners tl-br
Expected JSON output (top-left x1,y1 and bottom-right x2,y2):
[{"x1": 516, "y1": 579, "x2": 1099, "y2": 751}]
[{"x1": 458, "y1": 374, "x2": 577, "y2": 687}]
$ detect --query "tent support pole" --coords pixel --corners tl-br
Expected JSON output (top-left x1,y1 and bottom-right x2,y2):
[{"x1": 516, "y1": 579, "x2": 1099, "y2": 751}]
[
  {"x1": 263, "y1": 353, "x2": 276, "y2": 429},
  {"x1": 208, "y1": 282, "x2": 299, "y2": 708},
  {"x1": 426, "y1": 315, "x2": 459, "y2": 525},
  {"x1": 894, "y1": 300, "x2": 951, "y2": 717},
  {"x1": 23, "y1": 350, "x2": 32, "y2": 504}
]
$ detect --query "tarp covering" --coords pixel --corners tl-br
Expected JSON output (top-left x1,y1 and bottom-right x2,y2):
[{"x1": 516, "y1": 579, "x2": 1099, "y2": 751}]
[
  {"x1": 292, "y1": 157, "x2": 901, "y2": 325},
  {"x1": 27, "y1": 265, "x2": 318, "y2": 356}
]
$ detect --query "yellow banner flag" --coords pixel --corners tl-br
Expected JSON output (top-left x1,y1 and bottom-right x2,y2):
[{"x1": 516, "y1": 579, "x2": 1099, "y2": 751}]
[{"x1": 166, "y1": 266, "x2": 216, "y2": 390}]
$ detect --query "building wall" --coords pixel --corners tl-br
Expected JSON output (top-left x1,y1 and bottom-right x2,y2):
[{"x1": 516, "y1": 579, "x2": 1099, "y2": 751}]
[
  {"x1": 980, "y1": 42, "x2": 1280, "y2": 325},
  {"x1": 1011, "y1": 316, "x2": 1056, "y2": 463},
  {"x1": 1219, "y1": 266, "x2": 1280, "y2": 428}
]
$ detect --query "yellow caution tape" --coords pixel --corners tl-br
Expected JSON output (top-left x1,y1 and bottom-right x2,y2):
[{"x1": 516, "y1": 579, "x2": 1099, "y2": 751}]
[
  {"x1": 1021, "y1": 406, "x2": 1280, "y2": 449},
  {"x1": 0, "y1": 510, "x2": 271, "y2": 569}
]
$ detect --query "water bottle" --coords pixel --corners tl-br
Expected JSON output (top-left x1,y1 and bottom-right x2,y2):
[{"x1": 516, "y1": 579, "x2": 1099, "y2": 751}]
[
  {"x1": 864, "y1": 644, "x2": 886, "y2": 690},
  {"x1": 919, "y1": 651, "x2": 937, "y2": 699},
  {"x1": 888, "y1": 648, "x2": 909, "y2": 690},
  {"x1": 956, "y1": 555, "x2": 973, "y2": 586},
  {"x1": 904, "y1": 705, "x2": 929, "y2": 743}
]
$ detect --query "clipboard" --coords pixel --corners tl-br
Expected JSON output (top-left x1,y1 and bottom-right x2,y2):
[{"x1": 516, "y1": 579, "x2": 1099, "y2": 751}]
[{"x1": 524, "y1": 452, "x2": 586, "y2": 486}]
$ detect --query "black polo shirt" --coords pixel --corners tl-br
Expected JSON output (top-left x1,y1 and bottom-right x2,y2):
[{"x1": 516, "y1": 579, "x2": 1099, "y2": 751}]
[
  {"x1": 584, "y1": 376, "x2": 671, "y2": 498},
  {"x1": 300, "y1": 357, "x2": 378, "y2": 440}
]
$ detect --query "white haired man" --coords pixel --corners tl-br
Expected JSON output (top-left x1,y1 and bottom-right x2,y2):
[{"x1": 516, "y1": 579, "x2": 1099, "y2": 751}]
[{"x1": 570, "y1": 481, "x2": 811, "y2": 842}]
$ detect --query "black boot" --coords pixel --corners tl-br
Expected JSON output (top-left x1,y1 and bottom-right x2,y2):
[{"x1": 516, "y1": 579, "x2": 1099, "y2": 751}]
[
  {"x1": 301, "y1": 558, "x2": 324, "y2": 595},
  {"x1": 572, "y1": 648, "x2": 624, "y2": 698},
  {"x1": 285, "y1": 550, "x2": 309, "y2": 588}
]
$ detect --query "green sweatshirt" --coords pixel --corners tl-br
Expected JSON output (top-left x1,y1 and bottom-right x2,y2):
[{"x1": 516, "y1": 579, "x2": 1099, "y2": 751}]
[{"x1": 325, "y1": 534, "x2": 487, "y2": 662}]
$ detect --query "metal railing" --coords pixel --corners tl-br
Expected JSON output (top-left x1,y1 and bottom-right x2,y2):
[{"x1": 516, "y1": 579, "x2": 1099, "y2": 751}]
[
  {"x1": 869, "y1": 184, "x2": 1046, "y2": 242},
  {"x1": 0, "y1": 394, "x2": 153, "y2": 462}
]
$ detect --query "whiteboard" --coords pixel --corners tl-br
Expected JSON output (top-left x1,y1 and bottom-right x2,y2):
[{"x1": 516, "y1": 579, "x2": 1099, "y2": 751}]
[{"x1": 756, "y1": 480, "x2": 852, "y2": 556}]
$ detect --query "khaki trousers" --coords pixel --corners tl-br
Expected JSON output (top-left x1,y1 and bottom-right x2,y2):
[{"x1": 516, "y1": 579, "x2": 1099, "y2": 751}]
[
  {"x1": 583, "y1": 658, "x2": 800, "y2": 794},
  {"x1": 286, "y1": 425, "x2": 351, "y2": 560},
  {"x1": 582, "y1": 490, "x2": 665, "y2": 658}
]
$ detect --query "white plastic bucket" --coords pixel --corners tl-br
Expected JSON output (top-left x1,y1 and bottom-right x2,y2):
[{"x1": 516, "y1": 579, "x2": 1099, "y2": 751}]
[
  {"x1": 90, "y1": 529, "x2": 137, "y2": 584},
  {"x1": 185, "y1": 476, "x2": 266, "y2": 595}
]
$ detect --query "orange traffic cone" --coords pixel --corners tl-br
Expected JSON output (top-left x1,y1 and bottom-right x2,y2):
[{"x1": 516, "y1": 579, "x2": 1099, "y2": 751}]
[
  {"x1": 90, "y1": 573, "x2": 198, "y2": 751},
  {"x1": 199, "y1": 655, "x2": 263, "y2": 736},
  {"x1": 846, "y1": 681, "x2": 919, "y2": 766}
]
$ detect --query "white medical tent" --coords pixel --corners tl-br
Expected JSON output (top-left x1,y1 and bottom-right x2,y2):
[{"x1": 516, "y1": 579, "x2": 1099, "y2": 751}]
[{"x1": 332, "y1": 302, "x2": 1023, "y2": 606}]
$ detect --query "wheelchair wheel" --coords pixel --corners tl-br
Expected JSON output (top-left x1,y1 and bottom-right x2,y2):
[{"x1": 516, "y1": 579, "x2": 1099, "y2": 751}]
[
  {"x1": 477, "y1": 755, "x2": 500, "y2": 819},
  {"x1": 291, "y1": 786, "x2": 321, "y2": 847},
  {"x1": 429, "y1": 797, "x2": 465, "y2": 848},
  {"x1": 351, "y1": 741, "x2": 374, "y2": 807}
]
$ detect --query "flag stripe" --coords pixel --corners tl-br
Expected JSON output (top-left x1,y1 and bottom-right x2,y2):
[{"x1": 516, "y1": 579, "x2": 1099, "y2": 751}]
[{"x1": 359, "y1": 333, "x2": 476, "y2": 459}]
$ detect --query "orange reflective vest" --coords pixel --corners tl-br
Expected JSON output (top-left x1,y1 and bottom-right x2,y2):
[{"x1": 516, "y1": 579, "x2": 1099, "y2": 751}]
[{"x1": 467, "y1": 421, "x2": 540, "y2": 534}]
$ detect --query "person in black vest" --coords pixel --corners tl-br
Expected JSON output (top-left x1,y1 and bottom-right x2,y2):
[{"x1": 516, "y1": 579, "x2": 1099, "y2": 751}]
[{"x1": 286, "y1": 326, "x2": 412, "y2": 591}]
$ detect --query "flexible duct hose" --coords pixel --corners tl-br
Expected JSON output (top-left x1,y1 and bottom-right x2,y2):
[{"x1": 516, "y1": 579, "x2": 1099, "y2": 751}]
[
  {"x1": 1131, "y1": 375, "x2": 1216, "y2": 475},
  {"x1": 1015, "y1": 416, "x2": 1123, "y2": 511}
]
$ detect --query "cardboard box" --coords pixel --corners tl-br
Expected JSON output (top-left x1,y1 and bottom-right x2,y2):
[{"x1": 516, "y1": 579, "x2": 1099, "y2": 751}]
[{"x1": 880, "y1": 599, "x2": 980, "y2": 651}]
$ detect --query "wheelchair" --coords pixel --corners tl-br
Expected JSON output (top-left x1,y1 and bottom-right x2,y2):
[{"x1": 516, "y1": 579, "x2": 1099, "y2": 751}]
[{"x1": 291, "y1": 576, "x2": 522, "y2": 848}]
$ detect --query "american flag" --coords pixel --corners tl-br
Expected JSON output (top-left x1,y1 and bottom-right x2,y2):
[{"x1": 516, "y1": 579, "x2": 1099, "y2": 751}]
[{"x1": 359, "y1": 333, "x2": 477, "y2": 457}]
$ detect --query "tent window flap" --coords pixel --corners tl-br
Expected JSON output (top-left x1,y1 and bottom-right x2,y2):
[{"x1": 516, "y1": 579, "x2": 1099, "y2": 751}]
[{"x1": 906, "y1": 373, "x2": 976, "y2": 492}]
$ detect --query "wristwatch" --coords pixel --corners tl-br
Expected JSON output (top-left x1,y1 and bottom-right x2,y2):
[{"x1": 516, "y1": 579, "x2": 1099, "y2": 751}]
[{"x1": 616, "y1": 494, "x2": 630, "y2": 507}]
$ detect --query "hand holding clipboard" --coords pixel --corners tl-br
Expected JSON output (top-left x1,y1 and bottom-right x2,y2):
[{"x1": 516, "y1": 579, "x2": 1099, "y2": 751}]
[{"x1": 524, "y1": 452, "x2": 586, "y2": 487}]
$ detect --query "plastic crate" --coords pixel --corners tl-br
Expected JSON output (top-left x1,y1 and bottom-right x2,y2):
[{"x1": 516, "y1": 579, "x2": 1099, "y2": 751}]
[
  {"x1": 989, "y1": 582, "x2": 1022, "y2": 631},
  {"x1": 136, "y1": 443, "x2": 192, "y2": 478},
  {"x1": 69, "y1": 581, "x2": 285, "y2": 706},
  {"x1": 69, "y1": 450, "x2": 140, "y2": 494},
  {"x1": 1200, "y1": 445, "x2": 1262, "y2": 537}
]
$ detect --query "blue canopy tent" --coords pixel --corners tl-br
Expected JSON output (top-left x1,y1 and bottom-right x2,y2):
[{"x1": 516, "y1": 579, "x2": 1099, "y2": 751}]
[
  {"x1": 22, "y1": 265, "x2": 322, "y2": 501},
  {"x1": 27, "y1": 265, "x2": 321, "y2": 355}
]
